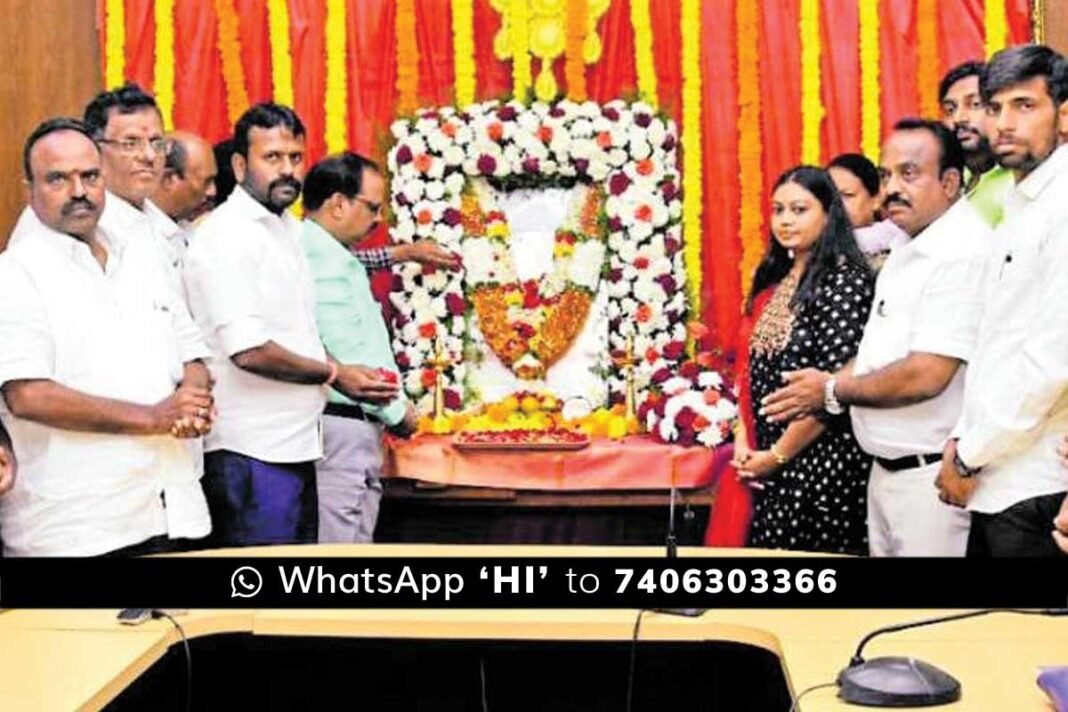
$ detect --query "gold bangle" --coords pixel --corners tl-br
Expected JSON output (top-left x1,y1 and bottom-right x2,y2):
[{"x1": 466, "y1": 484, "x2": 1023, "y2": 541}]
[{"x1": 769, "y1": 444, "x2": 789, "y2": 465}]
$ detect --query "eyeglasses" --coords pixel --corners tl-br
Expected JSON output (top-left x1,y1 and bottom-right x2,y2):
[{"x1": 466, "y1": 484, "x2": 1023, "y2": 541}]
[
  {"x1": 98, "y1": 136, "x2": 168, "y2": 155},
  {"x1": 353, "y1": 196, "x2": 383, "y2": 214}
]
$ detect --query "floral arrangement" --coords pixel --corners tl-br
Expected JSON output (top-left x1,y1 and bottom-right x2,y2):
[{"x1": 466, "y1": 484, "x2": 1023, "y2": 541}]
[
  {"x1": 387, "y1": 98, "x2": 688, "y2": 415},
  {"x1": 639, "y1": 326, "x2": 738, "y2": 448}
]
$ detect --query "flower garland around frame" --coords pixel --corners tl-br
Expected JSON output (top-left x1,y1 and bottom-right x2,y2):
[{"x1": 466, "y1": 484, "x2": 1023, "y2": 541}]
[{"x1": 387, "y1": 99, "x2": 688, "y2": 414}]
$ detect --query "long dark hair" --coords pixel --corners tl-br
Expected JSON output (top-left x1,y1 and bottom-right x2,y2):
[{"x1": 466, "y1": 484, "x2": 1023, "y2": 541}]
[{"x1": 746, "y1": 165, "x2": 868, "y2": 313}]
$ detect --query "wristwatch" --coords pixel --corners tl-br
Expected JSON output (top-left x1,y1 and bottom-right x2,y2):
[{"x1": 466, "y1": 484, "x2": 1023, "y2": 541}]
[
  {"x1": 952, "y1": 447, "x2": 981, "y2": 479},
  {"x1": 823, "y1": 376, "x2": 844, "y2": 415}
]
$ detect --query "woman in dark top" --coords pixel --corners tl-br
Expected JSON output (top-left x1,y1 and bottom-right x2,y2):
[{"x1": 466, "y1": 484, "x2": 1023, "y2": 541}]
[{"x1": 731, "y1": 166, "x2": 874, "y2": 555}]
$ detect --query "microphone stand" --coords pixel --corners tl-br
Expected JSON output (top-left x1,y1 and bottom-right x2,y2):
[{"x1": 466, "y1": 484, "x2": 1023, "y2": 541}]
[{"x1": 652, "y1": 486, "x2": 705, "y2": 618}]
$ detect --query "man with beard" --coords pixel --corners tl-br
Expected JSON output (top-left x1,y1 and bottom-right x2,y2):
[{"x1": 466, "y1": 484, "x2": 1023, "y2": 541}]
[
  {"x1": 935, "y1": 45, "x2": 1068, "y2": 557},
  {"x1": 184, "y1": 104, "x2": 400, "y2": 546},
  {"x1": 940, "y1": 61, "x2": 1016, "y2": 227},
  {"x1": 0, "y1": 118, "x2": 213, "y2": 556},
  {"x1": 760, "y1": 120, "x2": 990, "y2": 556}
]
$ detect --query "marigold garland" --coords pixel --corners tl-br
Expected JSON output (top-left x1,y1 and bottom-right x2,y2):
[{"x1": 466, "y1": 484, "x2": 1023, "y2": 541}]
[
  {"x1": 267, "y1": 0, "x2": 294, "y2": 106},
  {"x1": 509, "y1": 0, "x2": 532, "y2": 101},
  {"x1": 451, "y1": 0, "x2": 476, "y2": 106},
  {"x1": 154, "y1": 0, "x2": 175, "y2": 129},
  {"x1": 564, "y1": 0, "x2": 588, "y2": 102},
  {"x1": 325, "y1": 0, "x2": 348, "y2": 152},
  {"x1": 859, "y1": 0, "x2": 880, "y2": 162},
  {"x1": 105, "y1": 0, "x2": 125, "y2": 88},
  {"x1": 916, "y1": 0, "x2": 940, "y2": 119},
  {"x1": 799, "y1": 0, "x2": 823, "y2": 165},
  {"x1": 630, "y1": 0, "x2": 659, "y2": 109},
  {"x1": 214, "y1": 0, "x2": 250, "y2": 126},
  {"x1": 681, "y1": 0, "x2": 703, "y2": 329},
  {"x1": 395, "y1": 0, "x2": 419, "y2": 115},
  {"x1": 985, "y1": 0, "x2": 1008, "y2": 58},
  {"x1": 737, "y1": 0, "x2": 763, "y2": 301}
]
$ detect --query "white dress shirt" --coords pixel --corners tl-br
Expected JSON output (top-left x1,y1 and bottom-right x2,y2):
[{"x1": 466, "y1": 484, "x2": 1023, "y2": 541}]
[
  {"x1": 851, "y1": 198, "x2": 991, "y2": 459},
  {"x1": 183, "y1": 185, "x2": 327, "y2": 463},
  {"x1": 954, "y1": 144, "x2": 1068, "y2": 513},
  {"x1": 99, "y1": 192, "x2": 185, "y2": 290},
  {"x1": 0, "y1": 207, "x2": 211, "y2": 556}
]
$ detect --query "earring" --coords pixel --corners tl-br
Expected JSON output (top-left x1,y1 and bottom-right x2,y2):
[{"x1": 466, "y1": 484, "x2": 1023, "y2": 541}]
[{"x1": 787, "y1": 249, "x2": 795, "y2": 260}]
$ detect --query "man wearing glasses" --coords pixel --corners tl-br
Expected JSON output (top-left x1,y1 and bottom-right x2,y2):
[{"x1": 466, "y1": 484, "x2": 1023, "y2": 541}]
[
  {"x1": 84, "y1": 84, "x2": 189, "y2": 288},
  {"x1": 300, "y1": 153, "x2": 460, "y2": 543}
]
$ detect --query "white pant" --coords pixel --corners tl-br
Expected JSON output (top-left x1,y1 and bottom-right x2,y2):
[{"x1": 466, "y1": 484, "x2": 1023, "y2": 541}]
[
  {"x1": 867, "y1": 460, "x2": 971, "y2": 557},
  {"x1": 316, "y1": 414, "x2": 384, "y2": 543}
]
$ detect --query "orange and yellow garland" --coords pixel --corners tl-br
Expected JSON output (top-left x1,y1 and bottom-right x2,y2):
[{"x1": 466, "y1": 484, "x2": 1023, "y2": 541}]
[
  {"x1": 451, "y1": 0, "x2": 476, "y2": 106},
  {"x1": 214, "y1": 0, "x2": 249, "y2": 126},
  {"x1": 267, "y1": 0, "x2": 294, "y2": 106},
  {"x1": 154, "y1": 0, "x2": 175, "y2": 129},
  {"x1": 462, "y1": 185, "x2": 606, "y2": 380},
  {"x1": 105, "y1": 0, "x2": 125, "y2": 87},
  {"x1": 917, "y1": 0, "x2": 940, "y2": 119},
  {"x1": 564, "y1": 0, "x2": 588, "y2": 102},
  {"x1": 737, "y1": 0, "x2": 763, "y2": 301},
  {"x1": 395, "y1": 0, "x2": 419, "y2": 115}
]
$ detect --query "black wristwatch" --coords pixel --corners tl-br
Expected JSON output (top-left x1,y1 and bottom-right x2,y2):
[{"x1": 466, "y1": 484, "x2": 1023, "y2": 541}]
[{"x1": 952, "y1": 447, "x2": 981, "y2": 479}]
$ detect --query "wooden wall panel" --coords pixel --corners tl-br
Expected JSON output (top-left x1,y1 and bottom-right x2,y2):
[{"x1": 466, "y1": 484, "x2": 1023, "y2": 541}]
[
  {"x1": 0, "y1": 0, "x2": 102, "y2": 248},
  {"x1": 1045, "y1": 1, "x2": 1068, "y2": 56}
]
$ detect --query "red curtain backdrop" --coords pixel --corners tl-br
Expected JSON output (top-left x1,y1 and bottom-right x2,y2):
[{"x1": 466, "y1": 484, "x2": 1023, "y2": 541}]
[{"x1": 99, "y1": 0, "x2": 1036, "y2": 356}]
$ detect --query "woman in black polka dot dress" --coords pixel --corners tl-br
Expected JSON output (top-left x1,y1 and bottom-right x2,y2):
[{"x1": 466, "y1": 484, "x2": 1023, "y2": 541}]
[{"x1": 732, "y1": 166, "x2": 874, "y2": 555}]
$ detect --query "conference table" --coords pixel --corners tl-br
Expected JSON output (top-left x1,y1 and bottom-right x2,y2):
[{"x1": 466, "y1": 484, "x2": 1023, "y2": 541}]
[{"x1": 0, "y1": 545, "x2": 1063, "y2": 711}]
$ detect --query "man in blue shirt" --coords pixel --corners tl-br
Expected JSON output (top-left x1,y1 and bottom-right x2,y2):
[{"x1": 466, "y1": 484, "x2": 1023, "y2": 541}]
[{"x1": 302, "y1": 152, "x2": 457, "y2": 542}]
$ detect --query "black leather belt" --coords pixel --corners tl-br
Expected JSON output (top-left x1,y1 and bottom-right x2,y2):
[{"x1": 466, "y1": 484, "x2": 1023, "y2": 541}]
[
  {"x1": 324, "y1": 402, "x2": 370, "y2": 421},
  {"x1": 874, "y1": 452, "x2": 943, "y2": 472}
]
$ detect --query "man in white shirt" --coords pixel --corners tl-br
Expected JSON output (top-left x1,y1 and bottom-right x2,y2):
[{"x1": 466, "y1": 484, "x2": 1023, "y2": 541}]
[
  {"x1": 0, "y1": 118, "x2": 214, "y2": 557},
  {"x1": 935, "y1": 45, "x2": 1068, "y2": 557},
  {"x1": 153, "y1": 130, "x2": 219, "y2": 230},
  {"x1": 184, "y1": 103, "x2": 398, "y2": 547},
  {"x1": 85, "y1": 83, "x2": 186, "y2": 281},
  {"x1": 761, "y1": 119, "x2": 989, "y2": 556}
]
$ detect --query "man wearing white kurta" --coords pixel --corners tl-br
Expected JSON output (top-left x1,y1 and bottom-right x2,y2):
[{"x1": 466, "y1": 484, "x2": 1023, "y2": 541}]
[
  {"x1": 761, "y1": 119, "x2": 989, "y2": 556},
  {"x1": 0, "y1": 118, "x2": 213, "y2": 557},
  {"x1": 184, "y1": 103, "x2": 400, "y2": 546},
  {"x1": 937, "y1": 46, "x2": 1068, "y2": 557}
]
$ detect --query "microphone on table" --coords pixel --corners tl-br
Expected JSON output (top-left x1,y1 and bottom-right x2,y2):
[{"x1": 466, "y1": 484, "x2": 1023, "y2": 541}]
[
  {"x1": 836, "y1": 608, "x2": 1068, "y2": 707},
  {"x1": 652, "y1": 486, "x2": 707, "y2": 618}
]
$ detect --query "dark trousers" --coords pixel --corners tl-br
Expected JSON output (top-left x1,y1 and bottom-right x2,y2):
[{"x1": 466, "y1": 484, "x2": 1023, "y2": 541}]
[
  {"x1": 966, "y1": 492, "x2": 1067, "y2": 557},
  {"x1": 203, "y1": 450, "x2": 318, "y2": 547}
]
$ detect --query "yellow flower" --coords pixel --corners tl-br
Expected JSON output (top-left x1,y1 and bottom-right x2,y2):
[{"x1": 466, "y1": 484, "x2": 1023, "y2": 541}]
[
  {"x1": 540, "y1": 395, "x2": 559, "y2": 410},
  {"x1": 521, "y1": 395, "x2": 542, "y2": 413},
  {"x1": 502, "y1": 395, "x2": 520, "y2": 413},
  {"x1": 504, "y1": 289, "x2": 523, "y2": 307},
  {"x1": 487, "y1": 222, "x2": 510, "y2": 239},
  {"x1": 607, "y1": 416, "x2": 628, "y2": 440},
  {"x1": 553, "y1": 242, "x2": 574, "y2": 258}
]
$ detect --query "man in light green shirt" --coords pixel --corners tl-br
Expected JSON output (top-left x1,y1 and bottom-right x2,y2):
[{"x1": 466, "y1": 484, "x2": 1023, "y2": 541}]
[
  {"x1": 301, "y1": 153, "x2": 441, "y2": 542},
  {"x1": 940, "y1": 60, "x2": 1015, "y2": 227}
]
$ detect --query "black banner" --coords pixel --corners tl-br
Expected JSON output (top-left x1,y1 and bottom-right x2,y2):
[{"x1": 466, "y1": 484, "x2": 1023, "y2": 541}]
[{"x1": 1, "y1": 556, "x2": 1067, "y2": 608}]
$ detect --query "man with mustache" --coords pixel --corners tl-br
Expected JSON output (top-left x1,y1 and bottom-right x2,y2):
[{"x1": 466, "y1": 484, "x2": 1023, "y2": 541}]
[
  {"x1": 0, "y1": 118, "x2": 213, "y2": 556},
  {"x1": 85, "y1": 84, "x2": 192, "y2": 288},
  {"x1": 935, "y1": 45, "x2": 1068, "y2": 557},
  {"x1": 760, "y1": 119, "x2": 991, "y2": 556},
  {"x1": 939, "y1": 62, "x2": 1016, "y2": 227},
  {"x1": 184, "y1": 104, "x2": 399, "y2": 547}
]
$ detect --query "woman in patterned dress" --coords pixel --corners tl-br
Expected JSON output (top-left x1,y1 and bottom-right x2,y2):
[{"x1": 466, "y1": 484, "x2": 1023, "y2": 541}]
[{"x1": 732, "y1": 166, "x2": 875, "y2": 555}]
